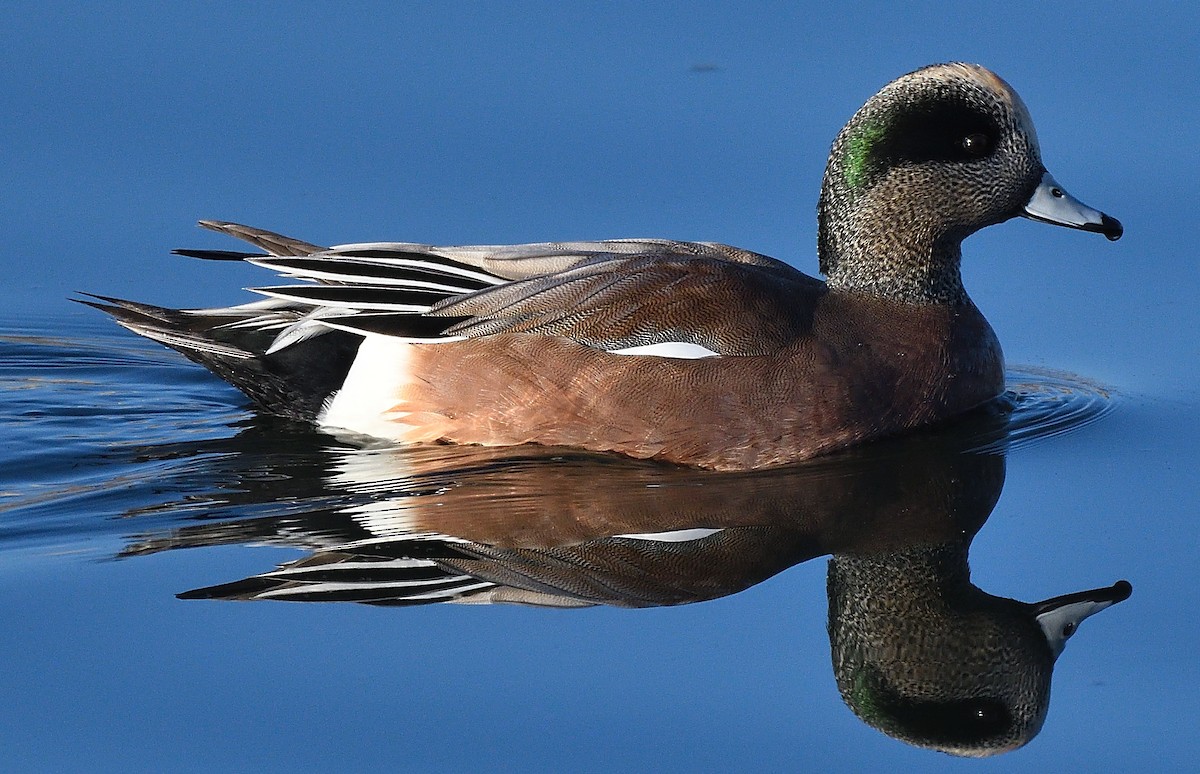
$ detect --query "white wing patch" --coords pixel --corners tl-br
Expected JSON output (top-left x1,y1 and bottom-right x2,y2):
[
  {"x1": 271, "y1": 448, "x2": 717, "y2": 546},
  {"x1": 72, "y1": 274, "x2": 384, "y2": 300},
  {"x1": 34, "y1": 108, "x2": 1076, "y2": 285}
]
[
  {"x1": 615, "y1": 528, "x2": 724, "y2": 543},
  {"x1": 608, "y1": 342, "x2": 720, "y2": 359}
]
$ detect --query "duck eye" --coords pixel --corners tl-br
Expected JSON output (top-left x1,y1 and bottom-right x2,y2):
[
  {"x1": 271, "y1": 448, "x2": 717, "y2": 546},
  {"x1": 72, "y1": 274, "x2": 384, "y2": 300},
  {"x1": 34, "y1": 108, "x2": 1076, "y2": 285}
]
[
  {"x1": 961, "y1": 133, "x2": 991, "y2": 157},
  {"x1": 1062, "y1": 622, "x2": 1077, "y2": 638}
]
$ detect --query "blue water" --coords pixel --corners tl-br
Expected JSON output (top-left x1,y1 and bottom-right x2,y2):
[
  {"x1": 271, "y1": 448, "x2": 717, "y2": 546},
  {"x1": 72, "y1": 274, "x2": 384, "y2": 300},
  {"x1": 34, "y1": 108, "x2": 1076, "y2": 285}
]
[{"x1": 4, "y1": 4, "x2": 1199, "y2": 771}]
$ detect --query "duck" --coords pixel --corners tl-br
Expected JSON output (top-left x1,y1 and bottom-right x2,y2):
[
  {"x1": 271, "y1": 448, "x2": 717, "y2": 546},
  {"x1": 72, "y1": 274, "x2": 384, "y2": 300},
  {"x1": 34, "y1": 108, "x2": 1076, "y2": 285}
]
[{"x1": 85, "y1": 63, "x2": 1122, "y2": 470}]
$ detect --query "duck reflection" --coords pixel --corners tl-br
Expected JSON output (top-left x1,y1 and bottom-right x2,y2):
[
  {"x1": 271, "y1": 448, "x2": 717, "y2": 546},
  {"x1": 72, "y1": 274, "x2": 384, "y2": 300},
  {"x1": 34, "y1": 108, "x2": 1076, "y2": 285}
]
[
  {"x1": 828, "y1": 538, "x2": 1127, "y2": 755},
  {"x1": 122, "y1": 406, "x2": 1129, "y2": 756}
]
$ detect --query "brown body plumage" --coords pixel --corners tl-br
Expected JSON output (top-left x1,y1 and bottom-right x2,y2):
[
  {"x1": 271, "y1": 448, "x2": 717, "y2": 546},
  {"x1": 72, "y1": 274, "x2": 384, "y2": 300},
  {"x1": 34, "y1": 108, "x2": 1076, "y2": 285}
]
[{"x1": 395, "y1": 293, "x2": 1001, "y2": 469}]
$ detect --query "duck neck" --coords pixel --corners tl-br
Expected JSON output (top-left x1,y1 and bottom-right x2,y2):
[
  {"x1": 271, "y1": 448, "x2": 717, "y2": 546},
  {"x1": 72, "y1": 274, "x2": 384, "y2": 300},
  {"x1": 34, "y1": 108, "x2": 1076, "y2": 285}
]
[
  {"x1": 823, "y1": 236, "x2": 968, "y2": 306},
  {"x1": 829, "y1": 542, "x2": 977, "y2": 621}
]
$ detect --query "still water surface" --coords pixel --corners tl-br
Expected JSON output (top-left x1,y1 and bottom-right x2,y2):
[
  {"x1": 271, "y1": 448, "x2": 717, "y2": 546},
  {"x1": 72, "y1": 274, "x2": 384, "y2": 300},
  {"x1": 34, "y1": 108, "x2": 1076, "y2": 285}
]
[
  {"x1": 1, "y1": 311, "x2": 1190, "y2": 771},
  {"x1": 4, "y1": 4, "x2": 1198, "y2": 770}
]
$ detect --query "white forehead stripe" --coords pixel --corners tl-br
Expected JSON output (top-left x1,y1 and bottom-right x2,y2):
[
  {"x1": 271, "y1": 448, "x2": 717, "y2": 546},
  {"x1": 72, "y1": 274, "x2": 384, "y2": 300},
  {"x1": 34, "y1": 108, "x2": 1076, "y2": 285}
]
[{"x1": 1007, "y1": 89, "x2": 1040, "y2": 153}]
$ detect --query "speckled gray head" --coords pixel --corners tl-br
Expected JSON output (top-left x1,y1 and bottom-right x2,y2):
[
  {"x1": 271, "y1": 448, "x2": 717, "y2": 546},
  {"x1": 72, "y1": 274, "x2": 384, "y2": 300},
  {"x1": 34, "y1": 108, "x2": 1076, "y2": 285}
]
[
  {"x1": 828, "y1": 544, "x2": 1131, "y2": 756},
  {"x1": 818, "y1": 63, "x2": 1122, "y2": 304}
]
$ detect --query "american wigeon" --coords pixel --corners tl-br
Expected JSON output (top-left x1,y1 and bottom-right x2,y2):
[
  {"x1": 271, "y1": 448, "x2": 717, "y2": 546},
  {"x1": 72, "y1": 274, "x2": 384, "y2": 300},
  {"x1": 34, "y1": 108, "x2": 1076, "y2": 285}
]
[{"x1": 87, "y1": 63, "x2": 1122, "y2": 470}]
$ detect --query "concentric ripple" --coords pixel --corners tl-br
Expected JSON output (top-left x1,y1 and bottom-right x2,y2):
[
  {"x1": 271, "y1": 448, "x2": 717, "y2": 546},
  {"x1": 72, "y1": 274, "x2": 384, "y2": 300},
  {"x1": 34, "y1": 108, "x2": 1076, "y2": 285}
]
[{"x1": 970, "y1": 366, "x2": 1116, "y2": 454}]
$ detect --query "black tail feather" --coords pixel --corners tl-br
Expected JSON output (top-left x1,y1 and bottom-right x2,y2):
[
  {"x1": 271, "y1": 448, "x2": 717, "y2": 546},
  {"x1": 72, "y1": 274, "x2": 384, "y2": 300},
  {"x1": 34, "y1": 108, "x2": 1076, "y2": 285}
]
[
  {"x1": 77, "y1": 294, "x2": 359, "y2": 421},
  {"x1": 172, "y1": 248, "x2": 268, "y2": 261}
]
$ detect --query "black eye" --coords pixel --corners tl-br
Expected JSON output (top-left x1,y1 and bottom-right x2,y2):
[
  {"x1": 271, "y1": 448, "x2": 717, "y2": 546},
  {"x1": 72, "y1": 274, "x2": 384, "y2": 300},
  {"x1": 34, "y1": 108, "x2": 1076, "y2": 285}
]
[
  {"x1": 962, "y1": 133, "x2": 991, "y2": 157},
  {"x1": 1062, "y1": 622, "x2": 1077, "y2": 638}
]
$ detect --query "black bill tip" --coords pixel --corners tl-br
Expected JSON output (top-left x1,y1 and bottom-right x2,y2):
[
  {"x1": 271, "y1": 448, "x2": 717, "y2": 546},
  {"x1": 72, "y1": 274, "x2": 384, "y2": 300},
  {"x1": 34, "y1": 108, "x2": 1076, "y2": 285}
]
[{"x1": 1082, "y1": 213, "x2": 1124, "y2": 241}]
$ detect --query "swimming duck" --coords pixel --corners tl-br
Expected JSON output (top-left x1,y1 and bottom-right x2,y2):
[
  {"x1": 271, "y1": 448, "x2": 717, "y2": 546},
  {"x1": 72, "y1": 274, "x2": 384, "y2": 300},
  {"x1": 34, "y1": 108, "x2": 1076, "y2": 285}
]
[{"x1": 87, "y1": 63, "x2": 1122, "y2": 470}]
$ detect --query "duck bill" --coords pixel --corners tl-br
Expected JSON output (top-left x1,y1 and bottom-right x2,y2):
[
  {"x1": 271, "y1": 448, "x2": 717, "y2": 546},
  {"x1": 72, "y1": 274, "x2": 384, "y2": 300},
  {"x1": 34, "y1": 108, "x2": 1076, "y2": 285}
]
[
  {"x1": 1033, "y1": 579, "x2": 1132, "y2": 659},
  {"x1": 1022, "y1": 171, "x2": 1123, "y2": 241}
]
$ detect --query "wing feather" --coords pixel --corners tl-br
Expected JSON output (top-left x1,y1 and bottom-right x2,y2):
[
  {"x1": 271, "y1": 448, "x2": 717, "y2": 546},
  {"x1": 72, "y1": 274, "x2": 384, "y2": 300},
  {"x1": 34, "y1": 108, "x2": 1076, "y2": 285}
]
[
  {"x1": 175, "y1": 221, "x2": 824, "y2": 356},
  {"x1": 433, "y1": 256, "x2": 822, "y2": 355}
]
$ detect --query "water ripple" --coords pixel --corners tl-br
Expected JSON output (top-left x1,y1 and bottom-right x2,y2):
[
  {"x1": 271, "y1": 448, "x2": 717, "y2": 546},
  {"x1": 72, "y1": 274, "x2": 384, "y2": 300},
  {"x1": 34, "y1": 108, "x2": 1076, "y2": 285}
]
[{"x1": 980, "y1": 366, "x2": 1116, "y2": 453}]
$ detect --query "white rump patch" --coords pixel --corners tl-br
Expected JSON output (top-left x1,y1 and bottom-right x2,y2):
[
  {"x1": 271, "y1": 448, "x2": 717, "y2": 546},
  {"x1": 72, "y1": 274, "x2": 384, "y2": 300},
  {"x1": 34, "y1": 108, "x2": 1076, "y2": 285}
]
[
  {"x1": 608, "y1": 342, "x2": 720, "y2": 359},
  {"x1": 319, "y1": 334, "x2": 415, "y2": 440}
]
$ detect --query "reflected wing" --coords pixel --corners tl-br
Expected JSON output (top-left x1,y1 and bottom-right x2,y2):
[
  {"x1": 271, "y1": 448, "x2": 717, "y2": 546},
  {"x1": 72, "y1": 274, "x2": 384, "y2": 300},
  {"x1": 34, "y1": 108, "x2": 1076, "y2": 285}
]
[{"x1": 177, "y1": 526, "x2": 808, "y2": 608}]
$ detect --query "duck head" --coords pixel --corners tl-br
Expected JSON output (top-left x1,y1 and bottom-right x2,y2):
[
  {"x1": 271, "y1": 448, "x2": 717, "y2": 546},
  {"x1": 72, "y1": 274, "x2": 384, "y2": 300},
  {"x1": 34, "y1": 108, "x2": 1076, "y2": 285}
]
[
  {"x1": 818, "y1": 63, "x2": 1122, "y2": 304},
  {"x1": 828, "y1": 544, "x2": 1131, "y2": 756}
]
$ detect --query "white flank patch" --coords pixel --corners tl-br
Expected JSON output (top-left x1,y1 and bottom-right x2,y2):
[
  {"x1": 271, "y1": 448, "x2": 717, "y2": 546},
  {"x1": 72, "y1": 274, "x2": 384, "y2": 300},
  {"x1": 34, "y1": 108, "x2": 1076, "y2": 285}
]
[
  {"x1": 346, "y1": 502, "x2": 428, "y2": 539},
  {"x1": 319, "y1": 334, "x2": 415, "y2": 440},
  {"x1": 608, "y1": 342, "x2": 720, "y2": 359}
]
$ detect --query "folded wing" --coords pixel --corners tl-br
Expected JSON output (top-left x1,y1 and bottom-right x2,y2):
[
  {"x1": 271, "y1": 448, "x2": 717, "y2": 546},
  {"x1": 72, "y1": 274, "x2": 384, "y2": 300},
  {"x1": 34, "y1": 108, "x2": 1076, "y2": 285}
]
[{"x1": 193, "y1": 221, "x2": 822, "y2": 357}]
